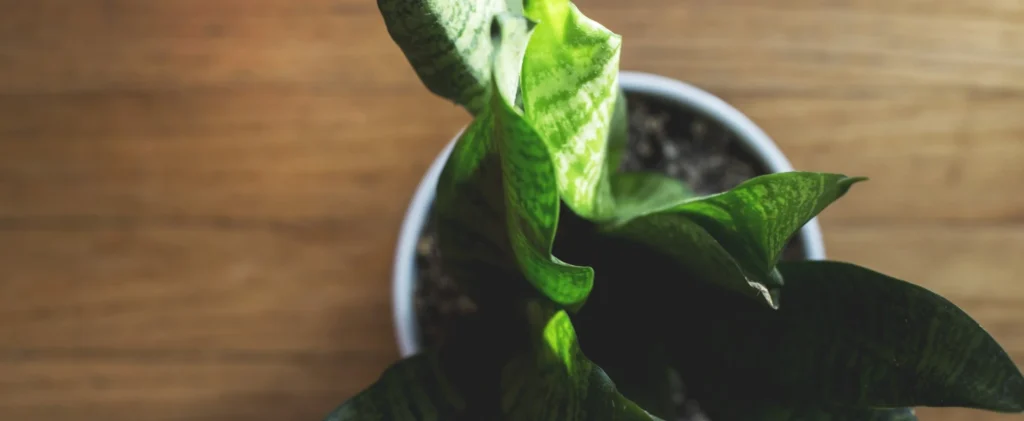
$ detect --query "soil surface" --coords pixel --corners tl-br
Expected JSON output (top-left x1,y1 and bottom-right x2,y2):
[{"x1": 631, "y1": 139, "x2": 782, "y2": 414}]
[{"x1": 412, "y1": 93, "x2": 807, "y2": 420}]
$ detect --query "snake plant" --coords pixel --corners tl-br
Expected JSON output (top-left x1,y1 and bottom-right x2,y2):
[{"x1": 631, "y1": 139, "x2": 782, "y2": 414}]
[{"x1": 324, "y1": 0, "x2": 1024, "y2": 419}]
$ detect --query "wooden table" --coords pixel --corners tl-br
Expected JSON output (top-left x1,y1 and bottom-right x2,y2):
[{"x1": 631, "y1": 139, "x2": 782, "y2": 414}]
[{"x1": 1, "y1": 1, "x2": 1021, "y2": 420}]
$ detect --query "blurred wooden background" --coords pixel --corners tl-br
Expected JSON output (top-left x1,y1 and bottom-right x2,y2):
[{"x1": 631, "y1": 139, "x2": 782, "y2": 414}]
[{"x1": 0, "y1": 0, "x2": 1021, "y2": 420}]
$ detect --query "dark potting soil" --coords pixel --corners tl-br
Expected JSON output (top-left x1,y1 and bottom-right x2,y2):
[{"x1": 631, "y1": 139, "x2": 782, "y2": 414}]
[{"x1": 412, "y1": 93, "x2": 807, "y2": 420}]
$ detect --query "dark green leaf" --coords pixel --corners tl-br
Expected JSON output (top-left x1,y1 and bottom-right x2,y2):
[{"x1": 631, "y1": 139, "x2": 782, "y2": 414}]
[
  {"x1": 702, "y1": 401, "x2": 917, "y2": 421},
  {"x1": 601, "y1": 172, "x2": 865, "y2": 308},
  {"x1": 377, "y1": 0, "x2": 523, "y2": 115},
  {"x1": 324, "y1": 353, "x2": 464, "y2": 420},
  {"x1": 667, "y1": 260, "x2": 1024, "y2": 413}
]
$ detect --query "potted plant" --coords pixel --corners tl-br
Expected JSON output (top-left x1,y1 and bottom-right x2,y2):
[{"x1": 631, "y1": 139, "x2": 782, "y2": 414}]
[{"x1": 327, "y1": 0, "x2": 1024, "y2": 419}]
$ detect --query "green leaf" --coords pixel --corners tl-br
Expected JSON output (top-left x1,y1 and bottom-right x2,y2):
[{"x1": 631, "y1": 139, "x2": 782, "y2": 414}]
[
  {"x1": 601, "y1": 172, "x2": 864, "y2": 308},
  {"x1": 434, "y1": 13, "x2": 593, "y2": 308},
  {"x1": 327, "y1": 305, "x2": 663, "y2": 420},
  {"x1": 666, "y1": 260, "x2": 1024, "y2": 413},
  {"x1": 702, "y1": 401, "x2": 917, "y2": 421},
  {"x1": 663, "y1": 172, "x2": 865, "y2": 276},
  {"x1": 520, "y1": 0, "x2": 624, "y2": 220},
  {"x1": 501, "y1": 305, "x2": 663, "y2": 420},
  {"x1": 324, "y1": 353, "x2": 465, "y2": 420},
  {"x1": 377, "y1": 0, "x2": 523, "y2": 115}
]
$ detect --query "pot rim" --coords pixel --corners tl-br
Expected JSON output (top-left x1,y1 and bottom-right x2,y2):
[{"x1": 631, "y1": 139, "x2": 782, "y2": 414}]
[{"x1": 391, "y1": 70, "x2": 827, "y2": 357}]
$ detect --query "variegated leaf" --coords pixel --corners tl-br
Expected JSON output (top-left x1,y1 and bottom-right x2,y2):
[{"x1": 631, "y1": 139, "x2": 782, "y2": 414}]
[
  {"x1": 434, "y1": 13, "x2": 593, "y2": 308},
  {"x1": 520, "y1": 0, "x2": 623, "y2": 219},
  {"x1": 377, "y1": 0, "x2": 523, "y2": 115}
]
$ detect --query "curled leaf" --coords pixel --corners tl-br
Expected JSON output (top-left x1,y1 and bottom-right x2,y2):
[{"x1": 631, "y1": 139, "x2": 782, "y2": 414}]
[
  {"x1": 434, "y1": 13, "x2": 593, "y2": 308},
  {"x1": 521, "y1": 0, "x2": 624, "y2": 220}
]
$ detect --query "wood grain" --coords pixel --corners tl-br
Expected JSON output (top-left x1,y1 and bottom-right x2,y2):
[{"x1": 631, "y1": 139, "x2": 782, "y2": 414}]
[{"x1": 0, "y1": 0, "x2": 1021, "y2": 420}]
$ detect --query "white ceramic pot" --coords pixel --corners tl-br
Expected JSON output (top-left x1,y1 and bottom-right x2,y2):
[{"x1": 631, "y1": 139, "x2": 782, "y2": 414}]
[{"x1": 391, "y1": 71, "x2": 827, "y2": 357}]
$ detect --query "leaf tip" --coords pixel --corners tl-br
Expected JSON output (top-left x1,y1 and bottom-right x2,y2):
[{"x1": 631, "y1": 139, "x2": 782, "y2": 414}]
[
  {"x1": 749, "y1": 280, "x2": 780, "y2": 310},
  {"x1": 837, "y1": 175, "x2": 869, "y2": 196}
]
